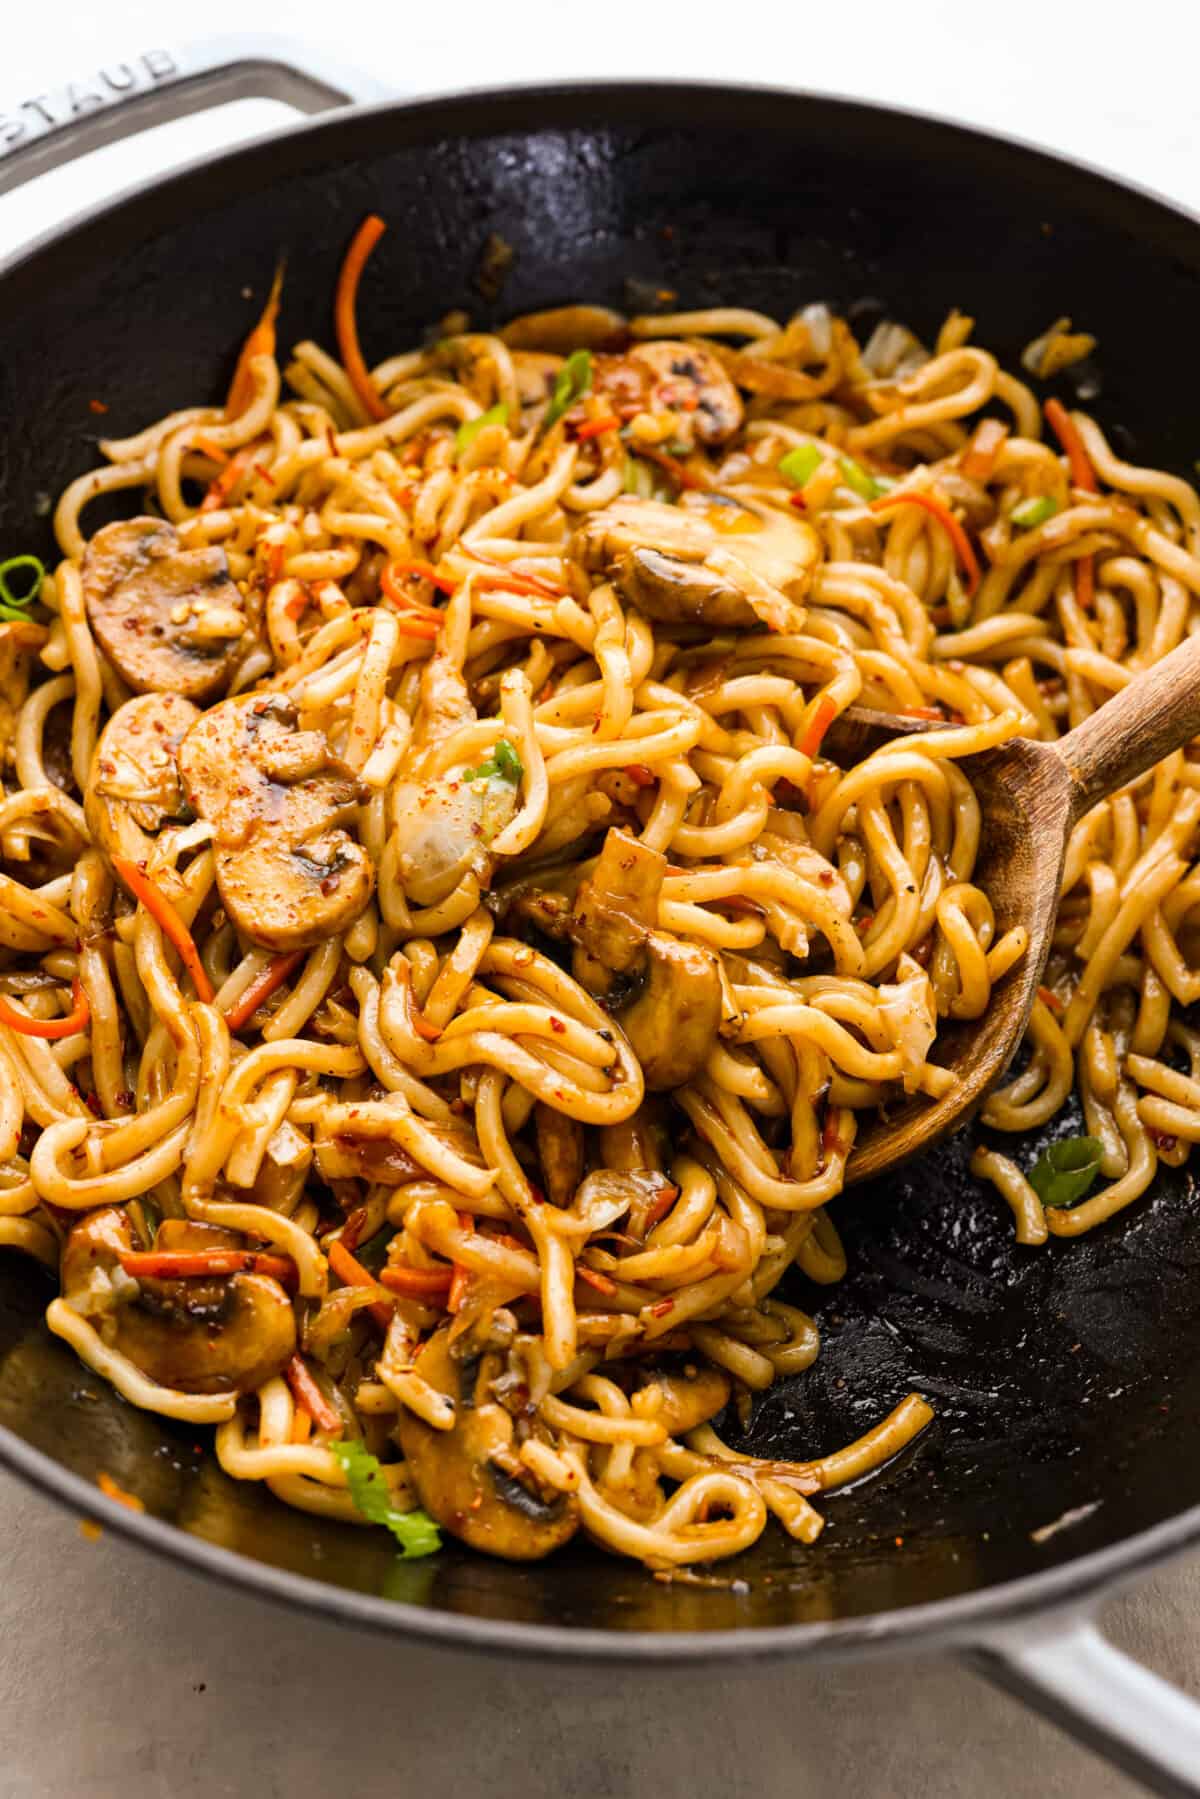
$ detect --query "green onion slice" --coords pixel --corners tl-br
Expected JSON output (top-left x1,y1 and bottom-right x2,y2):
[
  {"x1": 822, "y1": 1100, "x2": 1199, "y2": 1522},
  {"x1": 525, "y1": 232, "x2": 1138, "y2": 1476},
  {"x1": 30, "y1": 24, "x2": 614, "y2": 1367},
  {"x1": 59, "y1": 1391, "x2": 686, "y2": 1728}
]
[
  {"x1": 1028, "y1": 1135, "x2": 1104, "y2": 1208},
  {"x1": 1011, "y1": 495, "x2": 1059, "y2": 529},
  {"x1": 463, "y1": 738, "x2": 524, "y2": 785},
  {"x1": 778, "y1": 444, "x2": 823, "y2": 488},
  {"x1": 330, "y1": 1439, "x2": 441, "y2": 1558},
  {"x1": 838, "y1": 456, "x2": 882, "y2": 501},
  {"x1": 0, "y1": 555, "x2": 45, "y2": 620},
  {"x1": 454, "y1": 403, "x2": 508, "y2": 459},
  {"x1": 543, "y1": 350, "x2": 593, "y2": 431}
]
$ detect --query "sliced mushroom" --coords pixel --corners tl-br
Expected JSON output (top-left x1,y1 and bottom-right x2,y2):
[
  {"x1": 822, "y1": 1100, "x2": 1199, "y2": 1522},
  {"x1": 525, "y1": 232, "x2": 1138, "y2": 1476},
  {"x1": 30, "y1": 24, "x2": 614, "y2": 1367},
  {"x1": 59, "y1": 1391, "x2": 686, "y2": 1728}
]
[
  {"x1": 178, "y1": 693, "x2": 374, "y2": 951},
  {"x1": 388, "y1": 774, "x2": 517, "y2": 909},
  {"x1": 393, "y1": 1323, "x2": 580, "y2": 1560},
  {"x1": 626, "y1": 340, "x2": 743, "y2": 444},
  {"x1": 500, "y1": 304, "x2": 627, "y2": 352},
  {"x1": 533, "y1": 1104, "x2": 584, "y2": 1208},
  {"x1": 571, "y1": 829, "x2": 722, "y2": 1091},
  {"x1": 61, "y1": 1208, "x2": 295, "y2": 1395},
  {"x1": 572, "y1": 494, "x2": 819, "y2": 632},
  {"x1": 82, "y1": 517, "x2": 249, "y2": 700},
  {"x1": 84, "y1": 692, "x2": 200, "y2": 865}
]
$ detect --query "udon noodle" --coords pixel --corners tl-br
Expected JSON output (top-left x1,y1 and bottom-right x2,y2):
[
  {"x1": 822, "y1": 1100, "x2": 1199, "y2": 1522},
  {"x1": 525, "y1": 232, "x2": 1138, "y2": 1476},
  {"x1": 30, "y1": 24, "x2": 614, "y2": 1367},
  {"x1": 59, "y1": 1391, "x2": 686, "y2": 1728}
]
[{"x1": 3, "y1": 216, "x2": 1198, "y2": 1566}]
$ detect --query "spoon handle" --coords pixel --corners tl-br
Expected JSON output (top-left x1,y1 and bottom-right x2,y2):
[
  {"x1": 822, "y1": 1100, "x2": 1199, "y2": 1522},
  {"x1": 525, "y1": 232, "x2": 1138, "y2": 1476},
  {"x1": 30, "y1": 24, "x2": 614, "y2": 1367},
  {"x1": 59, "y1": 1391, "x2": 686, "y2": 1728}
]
[{"x1": 1055, "y1": 628, "x2": 1200, "y2": 824}]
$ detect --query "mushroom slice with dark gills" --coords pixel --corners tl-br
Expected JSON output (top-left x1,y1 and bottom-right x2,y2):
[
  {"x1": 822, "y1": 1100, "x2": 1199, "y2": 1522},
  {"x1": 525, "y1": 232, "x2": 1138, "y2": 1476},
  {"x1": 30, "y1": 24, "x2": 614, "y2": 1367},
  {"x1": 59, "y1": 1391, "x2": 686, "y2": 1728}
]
[
  {"x1": 61, "y1": 1209, "x2": 295, "y2": 1395},
  {"x1": 84, "y1": 692, "x2": 200, "y2": 866},
  {"x1": 571, "y1": 494, "x2": 819, "y2": 633},
  {"x1": 179, "y1": 693, "x2": 374, "y2": 951},
  {"x1": 82, "y1": 517, "x2": 249, "y2": 701},
  {"x1": 570, "y1": 827, "x2": 722, "y2": 1091},
  {"x1": 392, "y1": 1322, "x2": 580, "y2": 1560},
  {"x1": 625, "y1": 339, "x2": 743, "y2": 444}
]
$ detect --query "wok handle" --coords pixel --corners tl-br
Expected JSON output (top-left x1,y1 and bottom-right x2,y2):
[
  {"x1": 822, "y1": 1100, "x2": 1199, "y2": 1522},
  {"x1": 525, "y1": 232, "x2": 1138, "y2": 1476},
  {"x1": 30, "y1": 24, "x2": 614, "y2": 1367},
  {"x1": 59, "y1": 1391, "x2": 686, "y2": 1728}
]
[
  {"x1": 0, "y1": 33, "x2": 394, "y2": 200},
  {"x1": 967, "y1": 1611, "x2": 1200, "y2": 1797}
]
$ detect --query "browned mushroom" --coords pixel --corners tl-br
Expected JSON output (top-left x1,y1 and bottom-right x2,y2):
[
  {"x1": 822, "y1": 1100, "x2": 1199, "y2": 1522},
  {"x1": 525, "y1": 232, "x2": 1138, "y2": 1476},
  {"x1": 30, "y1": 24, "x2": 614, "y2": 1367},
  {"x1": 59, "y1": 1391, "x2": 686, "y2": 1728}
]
[
  {"x1": 633, "y1": 1366, "x2": 731, "y2": 1435},
  {"x1": 61, "y1": 1208, "x2": 295, "y2": 1395},
  {"x1": 82, "y1": 517, "x2": 249, "y2": 700},
  {"x1": 387, "y1": 773, "x2": 517, "y2": 908},
  {"x1": 393, "y1": 1323, "x2": 580, "y2": 1560},
  {"x1": 626, "y1": 340, "x2": 743, "y2": 444},
  {"x1": 84, "y1": 692, "x2": 200, "y2": 866},
  {"x1": 571, "y1": 828, "x2": 722, "y2": 1090},
  {"x1": 178, "y1": 693, "x2": 374, "y2": 951},
  {"x1": 572, "y1": 494, "x2": 818, "y2": 632},
  {"x1": 533, "y1": 1103, "x2": 585, "y2": 1208}
]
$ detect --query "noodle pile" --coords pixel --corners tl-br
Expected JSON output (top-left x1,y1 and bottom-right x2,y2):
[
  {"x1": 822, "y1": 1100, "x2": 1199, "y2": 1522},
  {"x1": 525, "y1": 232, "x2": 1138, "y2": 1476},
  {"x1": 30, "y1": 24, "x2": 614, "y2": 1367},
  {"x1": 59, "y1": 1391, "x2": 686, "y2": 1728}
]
[{"x1": 2, "y1": 227, "x2": 1198, "y2": 1567}]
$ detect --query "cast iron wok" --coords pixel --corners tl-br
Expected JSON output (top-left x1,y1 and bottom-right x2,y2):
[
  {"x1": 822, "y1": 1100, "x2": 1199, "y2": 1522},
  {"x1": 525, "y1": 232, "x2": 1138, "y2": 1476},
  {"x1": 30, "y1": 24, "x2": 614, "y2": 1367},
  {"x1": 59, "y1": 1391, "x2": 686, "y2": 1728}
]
[{"x1": 2, "y1": 40, "x2": 1200, "y2": 1794}]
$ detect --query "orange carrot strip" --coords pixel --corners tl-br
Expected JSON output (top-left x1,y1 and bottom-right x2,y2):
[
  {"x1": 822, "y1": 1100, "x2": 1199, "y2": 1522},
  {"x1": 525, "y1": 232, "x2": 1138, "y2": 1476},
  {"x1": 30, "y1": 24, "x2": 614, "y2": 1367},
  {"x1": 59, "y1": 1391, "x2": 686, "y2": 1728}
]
[
  {"x1": 382, "y1": 559, "x2": 456, "y2": 600},
  {"x1": 961, "y1": 418, "x2": 1008, "y2": 483},
  {"x1": 468, "y1": 551, "x2": 565, "y2": 597},
  {"x1": 1037, "y1": 984, "x2": 1064, "y2": 1016},
  {"x1": 643, "y1": 1183, "x2": 680, "y2": 1230},
  {"x1": 96, "y1": 1472, "x2": 144, "y2": 1513},
  {"x1": 291, "y1": 1410, "x2": 313, "y2": 1444},
  {"x1": 201, "y1": 442, "x2": 259, "y2": 513},
  {"x1": 191, "y1": 434, "x2": 230, "y2": 465},
  {"x1": 285, "y1": 1353, "x2": 344, "y2": 1436},
  {"x1": 0, "y1": 977, "x2": 89, "y2": 1040},
  {"x1": 637, "y1": 446, "x2": 704, "y2": 490},
  {"x1": 223, "y1": 951, "x2": 306, "y2": 1034},
  {"x1": 870, "y1": 490, "x2": 981, "y2": 596},
  {"x1": 111, "y1": 858, "x2": 215, "y2": 1003},
  {"x1": 379, "y1": 1264, "x2": 454, "y2": 1300},
  {"x1": 226, "y1": 262, "x2": 284, "y2": 418},
  {"x1": 447, "y1": 1263, "x2": 472, "y2": 1313},
  {"x1": 118, "y1": 1250, "x2": 297, "y2": 1287},
  {"x1": 334, "y1": 215, "x2": 390, "y2": 422},
  {"x1": 797, "y1": 694, "x2": 839, "y2": 762},
  {"x1": 327, "y1": 1238, "x2": 393, "y2": 1331},
  {"x1": 1044, "y1": 398, "x2": 1097, "y2": 492},
  {"x1": 573, "y1": 415, "x2": 621, "y2": 441}
]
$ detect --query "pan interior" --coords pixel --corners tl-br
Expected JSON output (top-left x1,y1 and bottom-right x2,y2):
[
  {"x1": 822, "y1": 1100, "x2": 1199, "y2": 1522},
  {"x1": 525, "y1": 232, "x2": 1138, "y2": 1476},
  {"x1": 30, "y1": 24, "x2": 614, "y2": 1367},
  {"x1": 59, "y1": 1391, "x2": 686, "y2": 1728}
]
[{"x1": 2, "y1": 88, "x2": 1199, "y2": 1636}]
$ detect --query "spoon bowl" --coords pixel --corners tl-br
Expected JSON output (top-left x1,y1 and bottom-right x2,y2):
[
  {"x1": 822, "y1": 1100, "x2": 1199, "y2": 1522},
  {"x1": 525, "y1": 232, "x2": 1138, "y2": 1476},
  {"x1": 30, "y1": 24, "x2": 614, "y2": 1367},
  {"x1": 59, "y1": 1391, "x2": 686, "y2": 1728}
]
[{"x1": 835, "y1": 630, "x2": 1200, "y2": 1183}]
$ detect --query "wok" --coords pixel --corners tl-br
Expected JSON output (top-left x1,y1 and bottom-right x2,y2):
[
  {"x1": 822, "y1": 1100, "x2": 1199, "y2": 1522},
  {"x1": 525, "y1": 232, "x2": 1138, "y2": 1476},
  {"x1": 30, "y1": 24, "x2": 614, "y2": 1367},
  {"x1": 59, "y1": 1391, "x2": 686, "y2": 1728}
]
[{"x1": 1, "y1": 39, "x2": 1200, "y2": 1795}]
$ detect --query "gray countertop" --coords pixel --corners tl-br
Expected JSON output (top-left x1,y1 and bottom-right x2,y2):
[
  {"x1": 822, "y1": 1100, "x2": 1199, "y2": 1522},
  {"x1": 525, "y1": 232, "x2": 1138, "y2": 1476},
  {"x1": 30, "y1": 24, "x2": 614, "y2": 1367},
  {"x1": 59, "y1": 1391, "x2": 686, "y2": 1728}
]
[{"x1": 1, "y1": 1464, "x2": 1196, "y2": 1798}]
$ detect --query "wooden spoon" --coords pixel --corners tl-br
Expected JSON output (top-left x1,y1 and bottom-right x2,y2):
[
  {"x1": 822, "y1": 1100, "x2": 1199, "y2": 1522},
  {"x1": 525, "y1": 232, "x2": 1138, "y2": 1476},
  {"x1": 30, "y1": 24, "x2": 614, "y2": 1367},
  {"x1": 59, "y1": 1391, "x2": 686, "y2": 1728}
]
[{"x1": 832, "y1": 630, "x2": 1200, "y2": 1183}]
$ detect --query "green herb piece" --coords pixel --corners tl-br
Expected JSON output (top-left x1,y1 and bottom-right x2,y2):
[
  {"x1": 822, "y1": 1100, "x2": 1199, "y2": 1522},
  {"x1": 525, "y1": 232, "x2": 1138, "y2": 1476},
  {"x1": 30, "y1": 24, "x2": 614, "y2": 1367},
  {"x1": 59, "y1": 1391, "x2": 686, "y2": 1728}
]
[
  {"x1": 1011, "y1": 495, "x2": 1059, "y2": 529},
  {"x1": 778, "y1": 444, "x2": 823, "y2": 489},
  {"x1": 1028, "y1": 1135, "x2": 1104, "y2": 1208},
  {"x1": 331, "y1": 1439, "x2": 441, "y2": 1558},
  {"x1": 838, "y1": 456, "x2": 882, "y2": 502},
  {"x1": 463, "y1": 737, "x2": 524, "y2": 785},
  {"x1": 543, "y1": 349, "x2": 593, "y2": 431},
  {"x1": 455, "y1": 403, "x2": 508, "y2": 459},
  {"x1": 622, "y1": 455, "x2": 655, "y2": 499},
  {"x1": 0, "y1": 555, "x2": 45, "y2": 620},
  {"x1": 354, "y1": 1227, "x2": 392, "y2": 1274},
  {"x1": 665, "y1": 440, "x2": 692, "y2": 457}
]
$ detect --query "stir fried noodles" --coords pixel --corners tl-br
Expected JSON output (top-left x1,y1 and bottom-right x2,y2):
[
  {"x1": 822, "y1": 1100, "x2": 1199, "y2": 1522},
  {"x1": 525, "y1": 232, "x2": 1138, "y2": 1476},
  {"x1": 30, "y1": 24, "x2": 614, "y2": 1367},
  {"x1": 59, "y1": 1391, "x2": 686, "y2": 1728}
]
[{"x1": 4, "y1": 216, "x2": 1198, "y2": 1565}]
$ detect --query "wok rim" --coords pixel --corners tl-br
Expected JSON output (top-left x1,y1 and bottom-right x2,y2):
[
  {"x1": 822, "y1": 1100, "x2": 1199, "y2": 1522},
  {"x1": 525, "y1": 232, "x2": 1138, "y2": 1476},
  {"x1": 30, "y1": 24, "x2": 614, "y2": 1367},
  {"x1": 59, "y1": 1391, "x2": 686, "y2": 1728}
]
[{"x1": 2, "y1": 74, "x2": 1200, "y2": 1656}]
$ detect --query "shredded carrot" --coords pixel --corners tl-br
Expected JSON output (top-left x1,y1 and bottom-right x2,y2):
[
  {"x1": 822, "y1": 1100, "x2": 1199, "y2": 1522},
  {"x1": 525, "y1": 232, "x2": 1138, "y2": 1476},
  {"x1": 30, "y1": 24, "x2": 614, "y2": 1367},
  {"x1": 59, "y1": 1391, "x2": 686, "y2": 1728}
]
[
  {"x1": 0, "y1": 977, "x2": 89, "y2": 1040},
  {"x1": 447, "y1": 1262, "x2": 472, "y2": 1313},
  {"x1": 96, "y1": 1472, "x2": 144, "y2": 1512},
  {"x1": 118, "y1": 1250, "x2": 297, "y2": 1286},
  {"x1": 577, "y1": 1264, "x2": 618, "y2": 1296},
  {"x1": 637, "y1": 446, "x2": 704, "y2": 490},
  {"x1": 223, "y1": 951, "x2": 305, "y2": 1033},
  {"x1": 382, "y1": 558, "x2": 456, "y2": 599},
  {"x1": 111, "y1": 858, "x2": 215, "y2": 1002},
  {"x1": 871, "y1": 490, "x2": 982, "y2": 596},
  {"x1": 406, "y1": 982, "x2": 443, "y2": 1042},
  {"x1": 192, "y1": 433, "x2": 229, "y2": 465},
  {"x1": 1037, "y1": 984, "x2": 1065, "y2": 1016},
  {"x1": 961, "y1": 418, "x2": 1008, "y2": 483},
  {"x1": 327, "y1": 1238, "x2": 393, "y2": 1331},
  {"x1": 334, "y1": 215, "x2": 390, "y2": 422},
  {"x1": 1044, "y1": 398, "x2": 1097, "y2": 492},
  {"x1": 201, "y1": 442, "x2": 259, "y2": 513},
  {"x1": 379, "y1": 1264, "x2": 454, "y2": 1299},
  {"x1": 643, "y1": 1183, "x2": 680, "y2": 1230},
  {"x1": 468, "y1": 551, "x2": 565, "y2": 598},
  {"x1": 622, "y1": 764, "x2": 657, "y2": 787},
  {"x1": 573, "y1": 415, "x2": 622, "y2": 441},
  {"x1": 797, "y1": 694, "x2": 838, "y2": 762},
  {"x1": 226, "y1": 261, "x2": 285, "y2": 418},
  {"x1": 285, "y1": 1354, "x2": 343, "y2": 1436},
  {"x1": 291, "y1": 1410, "x2": 313, "y2": 1444},
  {"x1": 902, "y1": 705, "x2": 945, "y2": 721}
]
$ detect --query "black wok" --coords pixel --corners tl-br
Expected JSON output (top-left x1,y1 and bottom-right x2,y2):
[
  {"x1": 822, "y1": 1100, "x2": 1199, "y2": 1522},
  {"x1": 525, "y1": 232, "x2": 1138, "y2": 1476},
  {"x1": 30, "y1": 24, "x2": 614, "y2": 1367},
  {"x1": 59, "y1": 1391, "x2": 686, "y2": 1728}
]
[{"x1": 1, "y1": 40, "x2": 1200, "y2": 1795}]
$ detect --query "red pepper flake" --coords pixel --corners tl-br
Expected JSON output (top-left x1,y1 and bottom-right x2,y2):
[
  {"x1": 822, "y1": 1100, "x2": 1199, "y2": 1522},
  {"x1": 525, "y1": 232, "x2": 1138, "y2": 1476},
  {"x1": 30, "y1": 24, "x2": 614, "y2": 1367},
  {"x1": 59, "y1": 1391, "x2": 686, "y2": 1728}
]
[
  {"x1": 649, "y1": 1299, "x2": 675, "y2": 1319},
  {"x1": 577, "y1": 1265, "x2": 618, "y2": 1296},
  {"x1": 622, "y1": 764, "x2": 656, "y2": 787},
  {"x1": 549, "y1": 1016, "x2": 567, "y2": 1034},
  {"x1": 788, "y1": 493, "x2": 808, "y2": 511},
  {"x1": 88, "y1": 398, "x2": 109, "y2": 415},
  {"x1": 253, "y1": 461, "x2": 277, "y2": 487},
  {"x1": 1037, "y1": 985, "x2": 1064, "y2": 1016},
  {"x1": 96, "y1": 1471, "x2": 143, "y2": 1512}
]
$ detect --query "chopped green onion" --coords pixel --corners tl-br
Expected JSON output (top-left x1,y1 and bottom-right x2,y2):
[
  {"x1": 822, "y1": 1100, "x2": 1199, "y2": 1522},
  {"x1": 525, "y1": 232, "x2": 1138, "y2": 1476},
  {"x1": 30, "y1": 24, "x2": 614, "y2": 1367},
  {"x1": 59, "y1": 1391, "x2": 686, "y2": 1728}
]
[
  {"x1": 1011, "y1": 495, "x2": 1059, "y2": 529},
  {"x1": 543, "y1": 349, "x2": 592, "y2": 431},
  {"x1": 354, "y1": 1227, "x2": 392, "y2": 1273},
  {"x1": 455, "y1": 403, "x2": 508, "y2": 459},
  {"x1": 331, "y1": 1439, "x2": 441, "y2": 1559},
  {"x1": 0, "y1": 555, "x2": 45, "y2": 620},
  {"x1": 838, "y1": 456, "x2": 882, "y2": 502},
  {"x1": 1028, "y1": 1135, "x2": 1104, "y2": 1208},
  {"x1": 622, "y1": 455, "x2": 655, "y2": 499},
  {"x1": 665, "y1": 440, "x2": 692, "y2": 457},
  {"x1": 778, "y1": 444, "x2": 823, "y2": 489},
  {"x1": 464, "y1": 737, "x2": 524, "y2": 785}
]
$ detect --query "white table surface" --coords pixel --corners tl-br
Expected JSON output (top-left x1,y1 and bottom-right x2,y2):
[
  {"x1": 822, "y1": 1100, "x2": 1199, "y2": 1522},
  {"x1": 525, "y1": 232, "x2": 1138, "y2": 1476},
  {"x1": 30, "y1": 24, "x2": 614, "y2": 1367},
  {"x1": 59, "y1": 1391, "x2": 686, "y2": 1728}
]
[{"x1": 3, "y1": 3, "x2": 1200, "y2": 1793}]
